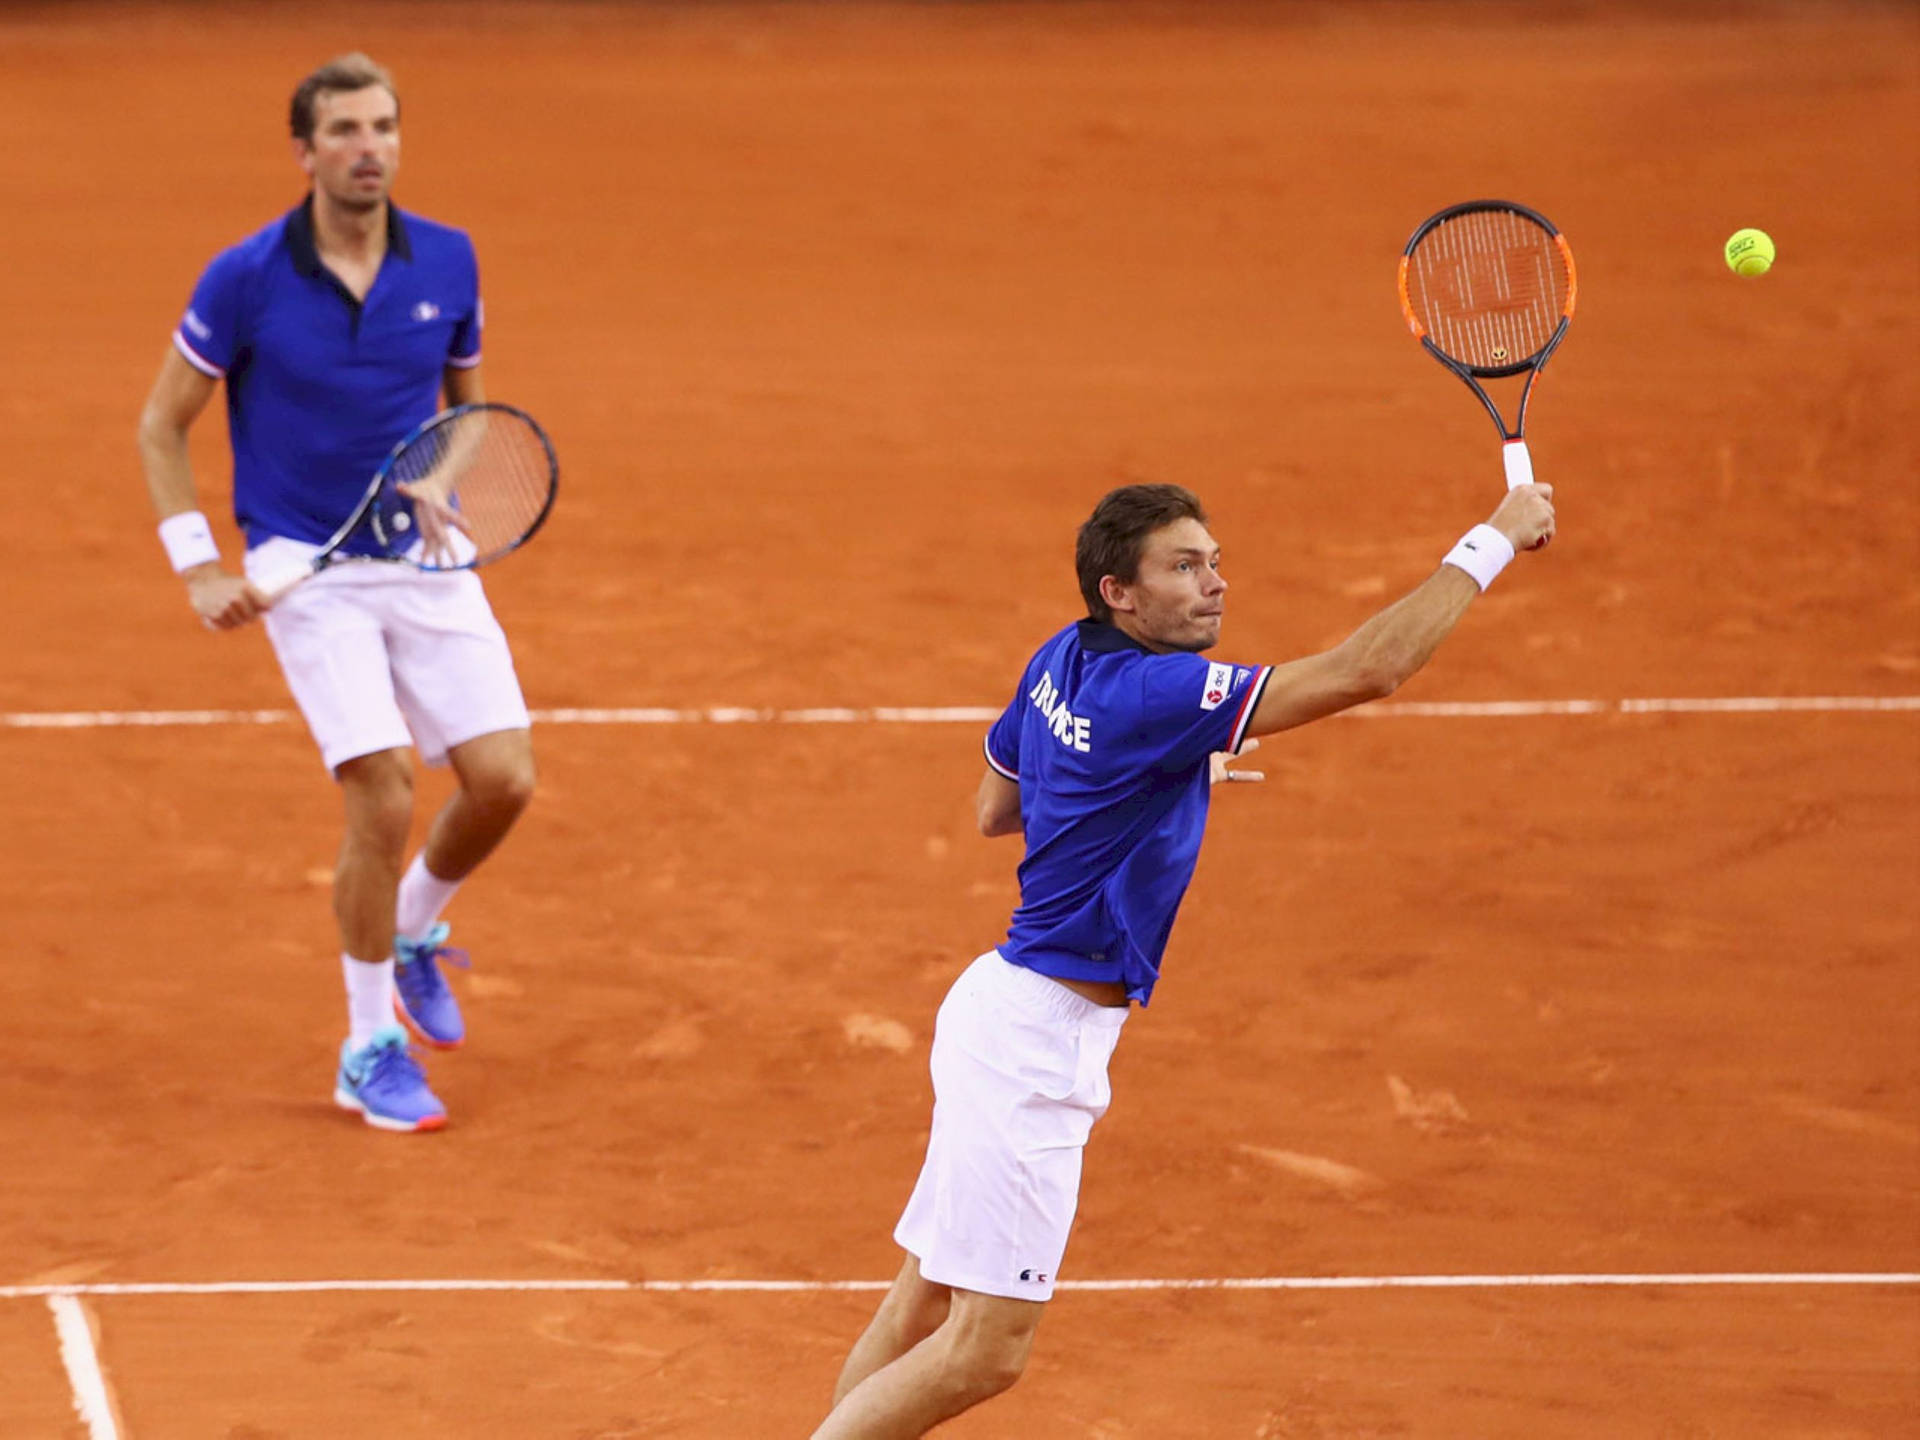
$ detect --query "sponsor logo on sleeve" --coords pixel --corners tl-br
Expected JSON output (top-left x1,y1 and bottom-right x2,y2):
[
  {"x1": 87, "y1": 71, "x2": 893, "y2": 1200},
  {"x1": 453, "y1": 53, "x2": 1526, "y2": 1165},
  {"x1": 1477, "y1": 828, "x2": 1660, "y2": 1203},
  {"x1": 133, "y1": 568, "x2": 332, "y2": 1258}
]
[
  {"x1": 182, "y1": 308, "x2": 212, "y2": 341},
  {"x1": 1200, "y1": 661, "x2": 1232, "y2": 711}
]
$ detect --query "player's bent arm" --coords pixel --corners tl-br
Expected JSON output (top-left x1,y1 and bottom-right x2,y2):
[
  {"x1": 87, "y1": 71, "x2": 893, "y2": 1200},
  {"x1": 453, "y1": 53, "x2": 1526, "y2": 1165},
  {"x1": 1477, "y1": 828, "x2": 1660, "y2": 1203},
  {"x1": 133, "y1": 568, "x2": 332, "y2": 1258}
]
[
  {"x1": 1245, "y1": 485, "x2": 1557, "y2": 739},
  {"x1": 137, "y1": 347, "x2": 219, "y2": 520},
  {"x1": 976, "y1": 768, "x2": 1023, "y2": 838},
  {"x1": 1244, "y1": 566, "x2": 1482, "y2": 737},
  {"x1": 137, "y1": 347, "x2": 268, "y2": 629}
]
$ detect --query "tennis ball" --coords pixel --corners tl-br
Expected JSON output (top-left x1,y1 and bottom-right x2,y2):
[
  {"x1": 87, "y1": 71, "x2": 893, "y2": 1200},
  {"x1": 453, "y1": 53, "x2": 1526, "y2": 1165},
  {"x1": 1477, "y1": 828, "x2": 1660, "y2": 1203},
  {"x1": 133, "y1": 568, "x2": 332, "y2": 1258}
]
[{"x1": 1724, "y1": 227, "x2": 1775, "y2": 277}]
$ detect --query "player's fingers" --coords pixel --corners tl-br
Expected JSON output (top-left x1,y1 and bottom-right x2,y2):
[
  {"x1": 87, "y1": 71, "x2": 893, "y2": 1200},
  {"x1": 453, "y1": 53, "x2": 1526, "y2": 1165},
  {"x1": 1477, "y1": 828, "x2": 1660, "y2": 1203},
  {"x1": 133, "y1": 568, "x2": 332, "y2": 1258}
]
[{"x1": 1227, "y1": 769, "x2": 1266, "y2": 783}]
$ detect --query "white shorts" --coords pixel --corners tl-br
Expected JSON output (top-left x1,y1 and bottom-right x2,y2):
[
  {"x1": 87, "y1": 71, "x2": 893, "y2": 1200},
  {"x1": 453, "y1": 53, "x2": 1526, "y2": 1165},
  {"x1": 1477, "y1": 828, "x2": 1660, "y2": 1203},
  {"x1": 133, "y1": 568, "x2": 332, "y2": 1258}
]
[
  {"x1": 894, "y1": 950, "x2": 1128, "y2": 1302},
  {"x1": 246, "y1": 538, "x2": 531, "y2": 774}
]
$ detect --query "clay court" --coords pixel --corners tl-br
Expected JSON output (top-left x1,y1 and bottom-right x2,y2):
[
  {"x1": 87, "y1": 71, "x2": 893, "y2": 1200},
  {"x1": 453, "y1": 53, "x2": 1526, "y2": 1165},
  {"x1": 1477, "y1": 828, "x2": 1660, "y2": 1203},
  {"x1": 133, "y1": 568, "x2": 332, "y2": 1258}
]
[{"x1": 3, "y1": 2, "x2": 1917, "y2": 1435}]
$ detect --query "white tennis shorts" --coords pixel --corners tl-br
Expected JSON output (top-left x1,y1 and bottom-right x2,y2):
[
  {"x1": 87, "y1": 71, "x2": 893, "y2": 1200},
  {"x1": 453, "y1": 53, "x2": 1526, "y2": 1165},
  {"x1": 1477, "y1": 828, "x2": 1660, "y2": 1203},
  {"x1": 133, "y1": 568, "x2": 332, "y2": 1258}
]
[
  {"x1": 894, "y1": 950, "x2": 1128, "y2": 1303},
  {"x1": 246, "y1": 538, "x2": 531, "y2": 774}
]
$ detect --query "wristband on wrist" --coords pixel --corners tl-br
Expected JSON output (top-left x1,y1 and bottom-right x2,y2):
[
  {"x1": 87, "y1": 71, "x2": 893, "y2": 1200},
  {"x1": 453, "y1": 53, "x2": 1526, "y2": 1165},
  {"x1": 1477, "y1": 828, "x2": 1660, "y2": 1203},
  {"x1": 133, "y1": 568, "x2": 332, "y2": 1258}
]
[
  {"x1": 1441, "y1": 523, "x2": 1515, "y2": 592},
  {"x1": 158, "y1": 510, "x2": 221, "y2": 574}
]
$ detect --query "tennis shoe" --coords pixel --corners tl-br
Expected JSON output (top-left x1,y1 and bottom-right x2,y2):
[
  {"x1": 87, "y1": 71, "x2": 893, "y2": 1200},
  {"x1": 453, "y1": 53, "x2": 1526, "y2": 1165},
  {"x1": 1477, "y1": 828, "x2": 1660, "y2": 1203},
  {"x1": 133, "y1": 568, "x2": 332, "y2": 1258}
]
[
  {"x1": 334, "y1": 1026, "x2": 446, "y2": 1132},
  {"x1": 393, "y1": 921, "x2": 469, "y2": 1049}
]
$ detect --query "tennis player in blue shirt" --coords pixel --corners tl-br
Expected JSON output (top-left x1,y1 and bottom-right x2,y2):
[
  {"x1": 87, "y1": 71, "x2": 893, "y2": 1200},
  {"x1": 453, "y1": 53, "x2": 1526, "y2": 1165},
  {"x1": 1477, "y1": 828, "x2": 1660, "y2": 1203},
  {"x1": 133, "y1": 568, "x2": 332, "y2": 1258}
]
[
  {"x1": 815, "y1": 480, "x2": 1555, "y2": 1437},
  {"x1": 136, "y1": 55, "x2": 534, "y2": 1133}
]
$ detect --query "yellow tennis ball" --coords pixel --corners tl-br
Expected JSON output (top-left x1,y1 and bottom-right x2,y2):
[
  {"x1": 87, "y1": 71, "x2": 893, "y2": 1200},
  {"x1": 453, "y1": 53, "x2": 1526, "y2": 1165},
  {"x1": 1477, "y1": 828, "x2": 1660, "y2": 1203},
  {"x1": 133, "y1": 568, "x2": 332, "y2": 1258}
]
[{"x1": 1724, "y1": 227, "x2": 1775, "y2": 277}]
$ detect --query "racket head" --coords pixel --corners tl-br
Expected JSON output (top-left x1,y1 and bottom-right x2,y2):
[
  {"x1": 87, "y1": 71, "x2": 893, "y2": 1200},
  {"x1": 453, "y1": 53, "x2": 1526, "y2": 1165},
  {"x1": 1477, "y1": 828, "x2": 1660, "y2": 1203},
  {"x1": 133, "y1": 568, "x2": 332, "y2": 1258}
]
[
  {"x1": 1397, "y1": 200, "x2": 1577, "y2": 378},
  {"x1": 368, "y1": 402, "x2": 559, "y2": 570}
]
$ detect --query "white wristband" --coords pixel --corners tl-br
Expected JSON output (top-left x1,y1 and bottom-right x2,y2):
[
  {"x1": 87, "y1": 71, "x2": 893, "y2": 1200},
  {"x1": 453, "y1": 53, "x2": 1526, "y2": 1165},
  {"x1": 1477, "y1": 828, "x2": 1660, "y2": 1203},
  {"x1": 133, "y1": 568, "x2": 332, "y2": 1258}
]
[
  {"x1": 1442, "y1": 523, "x2": 1515, "y2": 591},
  {"x1": 158, "y1": 510, "x2": 221, "y2": 573}
]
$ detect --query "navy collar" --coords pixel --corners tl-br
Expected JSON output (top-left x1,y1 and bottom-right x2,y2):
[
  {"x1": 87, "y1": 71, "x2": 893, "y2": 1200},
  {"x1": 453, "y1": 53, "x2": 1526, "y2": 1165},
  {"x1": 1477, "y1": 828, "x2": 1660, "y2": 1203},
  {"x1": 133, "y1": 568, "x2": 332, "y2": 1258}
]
[
  {"x1": 285, "y1": 193, "x2": 412, "y2": 280},
  {"x1": 1076, "y1": 618, "x2": 1154, "y2": 654}
]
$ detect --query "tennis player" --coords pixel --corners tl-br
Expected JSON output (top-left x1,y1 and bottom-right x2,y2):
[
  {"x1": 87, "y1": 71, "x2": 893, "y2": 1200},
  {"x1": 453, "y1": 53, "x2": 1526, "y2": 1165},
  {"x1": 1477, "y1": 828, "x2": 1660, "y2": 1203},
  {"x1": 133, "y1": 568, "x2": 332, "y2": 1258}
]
[
  {"x1": 135, "y1": 55, "x2": 534, "y2": 1132},
  {"x1": 813, "y1": 480, "x2": 1555, "y2": 1436}
]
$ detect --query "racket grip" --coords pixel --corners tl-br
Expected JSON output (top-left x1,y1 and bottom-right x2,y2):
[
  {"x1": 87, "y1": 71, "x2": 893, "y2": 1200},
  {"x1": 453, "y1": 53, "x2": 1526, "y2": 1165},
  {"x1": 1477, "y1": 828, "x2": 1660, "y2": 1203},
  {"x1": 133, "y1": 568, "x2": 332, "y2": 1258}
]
[
  {"x1": 251, "y1": 559, "x2": 313, "y2": 606},
  {"x1": 1502, "y1": 440, "x2": 1535, "y2": 490}
]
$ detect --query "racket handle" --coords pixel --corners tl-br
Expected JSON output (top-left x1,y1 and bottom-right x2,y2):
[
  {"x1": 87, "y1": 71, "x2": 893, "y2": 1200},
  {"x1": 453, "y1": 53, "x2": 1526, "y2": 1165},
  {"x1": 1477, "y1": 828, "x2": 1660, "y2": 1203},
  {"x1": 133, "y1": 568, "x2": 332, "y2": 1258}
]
[
  {"x1": 251, "y1": 559, "x2": 314, "y2": 606},
  {"x1": 1502, "y1": 440, "x2": 1536, "y2": 490}
]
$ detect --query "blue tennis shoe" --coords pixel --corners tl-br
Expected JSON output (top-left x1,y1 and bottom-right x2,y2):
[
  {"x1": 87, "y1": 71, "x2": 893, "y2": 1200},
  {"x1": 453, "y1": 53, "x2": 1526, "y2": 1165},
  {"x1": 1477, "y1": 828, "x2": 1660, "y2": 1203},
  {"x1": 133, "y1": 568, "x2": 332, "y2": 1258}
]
[
  {"x1": 393, "y1": 922, "x2": 469, "y2": 1049},
  {"x1": 334, "y1": 1026, "x2": 446, "y2": 1132}
]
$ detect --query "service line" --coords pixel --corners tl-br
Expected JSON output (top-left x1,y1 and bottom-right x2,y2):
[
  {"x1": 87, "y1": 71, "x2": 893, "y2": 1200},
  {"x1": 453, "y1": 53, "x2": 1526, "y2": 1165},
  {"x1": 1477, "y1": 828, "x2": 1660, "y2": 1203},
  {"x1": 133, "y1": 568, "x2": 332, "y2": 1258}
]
[
  {"x1": 7, "y1": 1271, "x2": 1918, "y2": 1301},
  {"x1": 3, "y1": 696, "x2": 1917, "y2": 731}
]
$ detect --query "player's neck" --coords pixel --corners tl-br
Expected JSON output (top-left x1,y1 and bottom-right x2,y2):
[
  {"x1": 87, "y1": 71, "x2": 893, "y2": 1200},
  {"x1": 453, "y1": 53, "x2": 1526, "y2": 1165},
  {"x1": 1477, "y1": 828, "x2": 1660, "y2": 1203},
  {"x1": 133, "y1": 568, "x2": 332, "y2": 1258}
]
[
  {"x1": 310, "y1": 191, "x2": 389, "y2": 265},
  {"x1": 1107, "y1": 613, "x2": 1173, "y2": 654}
]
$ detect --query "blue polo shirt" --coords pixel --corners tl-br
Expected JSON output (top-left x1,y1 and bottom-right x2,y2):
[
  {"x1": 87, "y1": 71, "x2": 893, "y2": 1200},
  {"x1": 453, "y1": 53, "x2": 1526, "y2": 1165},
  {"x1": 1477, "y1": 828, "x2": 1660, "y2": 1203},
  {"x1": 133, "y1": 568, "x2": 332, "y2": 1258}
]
[
  {"x1": 985, "y1": 620, "x2": 1271, "y2": 1005},
  {"x1": 172, "y1": 197, "x2": 482, "y2": 551}
]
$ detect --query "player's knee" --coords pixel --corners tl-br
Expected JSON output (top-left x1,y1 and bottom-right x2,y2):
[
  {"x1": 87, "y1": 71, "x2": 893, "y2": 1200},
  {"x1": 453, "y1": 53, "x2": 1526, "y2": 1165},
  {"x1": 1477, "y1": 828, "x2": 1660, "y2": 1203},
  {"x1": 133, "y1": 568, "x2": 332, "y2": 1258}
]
[
  {"x1": 337, "y1": 752, "x2": 415, "y2": 843},
  {"x1": 952, "y1": 1342, "x2": 1028, "y2": 1404},
  {"x1": 942, "y1": 1316, "x2": 1034, "y2": 1403},
  {"x1": 469, "y1": 756, "x2": 535, "y2": 815}
]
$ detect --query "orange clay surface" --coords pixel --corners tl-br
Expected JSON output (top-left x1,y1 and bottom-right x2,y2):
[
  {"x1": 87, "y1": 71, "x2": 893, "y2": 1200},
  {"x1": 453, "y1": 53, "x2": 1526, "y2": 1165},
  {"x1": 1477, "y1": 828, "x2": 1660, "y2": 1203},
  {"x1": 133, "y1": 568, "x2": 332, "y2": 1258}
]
[{"x1": 2, "y1": 4, "x2": 1916, "y2": 1436}]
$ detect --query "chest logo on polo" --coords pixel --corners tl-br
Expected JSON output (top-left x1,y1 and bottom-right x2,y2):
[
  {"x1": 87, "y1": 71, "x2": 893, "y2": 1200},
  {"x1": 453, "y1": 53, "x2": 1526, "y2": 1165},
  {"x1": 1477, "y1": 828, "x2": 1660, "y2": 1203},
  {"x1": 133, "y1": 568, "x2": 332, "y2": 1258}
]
[
  {"x1": 1200, "y1": 661, "x2": 1233, "y2": 711},
  {"x1": 1028, "y1": 670, "x2": 1091, "y2": 754},
  {"x1": 411, "y1": 301, "x2": 441, "y2": 322}
]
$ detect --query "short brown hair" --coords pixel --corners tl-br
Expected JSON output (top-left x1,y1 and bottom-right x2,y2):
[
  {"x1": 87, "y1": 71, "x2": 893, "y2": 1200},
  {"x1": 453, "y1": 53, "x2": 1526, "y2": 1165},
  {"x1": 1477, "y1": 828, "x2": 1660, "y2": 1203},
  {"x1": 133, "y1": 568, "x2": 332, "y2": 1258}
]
[
  {"x1": 289, "y1": 53, "x2": 398, "y2": 142},
  {"x1": 1075, "y1": 483, "x2": 1209, "y2": 623}
]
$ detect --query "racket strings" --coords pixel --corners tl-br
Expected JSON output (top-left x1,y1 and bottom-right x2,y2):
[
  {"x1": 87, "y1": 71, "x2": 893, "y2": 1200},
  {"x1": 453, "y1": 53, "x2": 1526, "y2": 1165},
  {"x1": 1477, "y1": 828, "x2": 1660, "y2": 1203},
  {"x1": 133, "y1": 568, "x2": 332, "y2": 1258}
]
[
  {"x1": 396, "y1": 410, "x2": 556, "y2": 564},
  {"x1": 1405, "y1": 210, "x2": 1571, "y2": 371}
]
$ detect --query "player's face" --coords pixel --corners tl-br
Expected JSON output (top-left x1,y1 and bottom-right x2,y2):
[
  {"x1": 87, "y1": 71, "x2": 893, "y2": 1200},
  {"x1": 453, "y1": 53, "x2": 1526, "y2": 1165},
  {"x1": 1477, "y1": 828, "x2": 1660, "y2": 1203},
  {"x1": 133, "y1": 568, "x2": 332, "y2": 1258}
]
[
  {"x1": 1107, "y1": 517, "x2": 1228, "y2": 653},
  {"x1": 297, "y1": 86, "x2": 401, "y2": 213}
]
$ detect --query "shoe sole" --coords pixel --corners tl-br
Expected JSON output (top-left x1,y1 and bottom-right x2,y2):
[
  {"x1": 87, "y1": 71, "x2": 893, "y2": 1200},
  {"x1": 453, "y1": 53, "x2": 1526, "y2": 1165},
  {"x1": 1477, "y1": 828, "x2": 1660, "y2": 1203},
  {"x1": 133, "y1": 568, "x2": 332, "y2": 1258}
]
[
  {"x1": 333, "y1": 1085, "x2": 448, "y2": 1133},
  {"x1": 392, "y1": 994, "x2": 465, "y2": 1051}
]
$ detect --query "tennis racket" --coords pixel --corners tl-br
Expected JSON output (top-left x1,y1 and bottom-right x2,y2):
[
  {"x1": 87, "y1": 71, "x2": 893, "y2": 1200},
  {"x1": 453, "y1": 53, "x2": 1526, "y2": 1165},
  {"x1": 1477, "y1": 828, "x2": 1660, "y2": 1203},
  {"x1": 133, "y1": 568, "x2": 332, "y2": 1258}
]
[
  {"x1": 1397, "y1": 200, "x2": 1577, "y2": 490},
  {"x1": 257, "y1": 402, "x2": 558, "y2": 601}
]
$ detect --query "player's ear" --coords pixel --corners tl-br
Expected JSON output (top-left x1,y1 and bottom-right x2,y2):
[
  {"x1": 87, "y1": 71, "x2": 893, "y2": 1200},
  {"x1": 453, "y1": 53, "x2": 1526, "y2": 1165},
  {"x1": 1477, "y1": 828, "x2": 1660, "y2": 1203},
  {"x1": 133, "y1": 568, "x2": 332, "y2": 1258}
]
[
  {"x1": 292, "y1": 137, "x2": 315, "y2": 177},
  {"x1": 1098, "y1": 574, "x2": 1135, "y2": 616}
]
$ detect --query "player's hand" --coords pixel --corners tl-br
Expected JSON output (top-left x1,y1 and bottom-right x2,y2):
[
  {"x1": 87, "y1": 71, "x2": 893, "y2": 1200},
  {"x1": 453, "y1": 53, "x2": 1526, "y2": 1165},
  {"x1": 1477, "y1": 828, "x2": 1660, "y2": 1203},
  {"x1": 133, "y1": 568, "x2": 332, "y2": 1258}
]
[
  {"x1": 1209, "y1": 738, "x2": 1265, "y2": 787},
  {"x1": 1489, "y1": 482, "x2": 1555, "y2": 552},
  {"x1": 184, "y1": 563, "x2": 270, "y2": 631},
  {"x1": 396, "y1": 478, "x2": 473, "y2": 568}
]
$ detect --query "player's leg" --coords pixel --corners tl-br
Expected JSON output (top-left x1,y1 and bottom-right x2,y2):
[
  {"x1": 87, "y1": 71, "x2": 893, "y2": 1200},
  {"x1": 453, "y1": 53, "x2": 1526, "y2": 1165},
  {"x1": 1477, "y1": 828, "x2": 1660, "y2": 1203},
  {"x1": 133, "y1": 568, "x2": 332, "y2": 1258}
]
[
  {"x1": 829, "y1": 1254, "x2": 953, "y2": 1407},
  {"x1": 384, "y1": 571, "x2": 535, "y2": 1045},
  {"x1": 334, "y1": 747, "x2": 414, "y2": 964},
  {"x1": 811, "y1": 1286, "x2": 1042, "y2": 1440},
  {"x1": 251, "y1": 563, "x2": 444, "y2": 1130},
  {"x1": 818, "y1": 952, "x2": 1126, "y2": 1436},
  {"x1": 417, "y1": 726, "x2": 536, "y2": 884},
  {"x1": 327, "y1": 746, "x2": 445, "y2": 1131}
]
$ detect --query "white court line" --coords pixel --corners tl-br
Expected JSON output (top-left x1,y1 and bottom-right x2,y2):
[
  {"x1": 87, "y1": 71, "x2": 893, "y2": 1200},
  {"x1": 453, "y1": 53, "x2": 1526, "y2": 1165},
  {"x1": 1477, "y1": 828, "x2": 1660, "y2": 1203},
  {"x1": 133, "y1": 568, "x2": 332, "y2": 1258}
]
[
  {"x1": 46, "y1": 1295, "x2": 120, "y2": 1440},
  {"x1": 4, "y1": 1272, "x2": 1917, "y2": 1300},
  {"x1": 3, "y1": 697, "x2": 1917, "y2": 730}
]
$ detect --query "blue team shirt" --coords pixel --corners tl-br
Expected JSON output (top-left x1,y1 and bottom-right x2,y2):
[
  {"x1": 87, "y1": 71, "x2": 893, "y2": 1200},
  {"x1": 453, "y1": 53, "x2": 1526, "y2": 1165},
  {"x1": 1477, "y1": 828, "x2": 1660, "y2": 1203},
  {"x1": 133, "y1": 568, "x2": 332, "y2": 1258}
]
[
  {"x1": 986, "y1": 620, "x2": 1272, "y2": 1005},
  {"x1": 172, "y1": 197, "x2": 482, "y2": 552}
]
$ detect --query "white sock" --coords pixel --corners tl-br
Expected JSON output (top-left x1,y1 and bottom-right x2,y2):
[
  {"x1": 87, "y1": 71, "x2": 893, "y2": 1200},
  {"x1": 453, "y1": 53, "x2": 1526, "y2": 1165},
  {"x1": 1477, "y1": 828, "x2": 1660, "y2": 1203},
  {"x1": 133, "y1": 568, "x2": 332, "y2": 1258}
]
[
  {"x1": 343, "y1": 954, "x2": 396, "y2": 1051},
  {"x1": 395, "y1": 853, "x2": 462, "y2": 942}
]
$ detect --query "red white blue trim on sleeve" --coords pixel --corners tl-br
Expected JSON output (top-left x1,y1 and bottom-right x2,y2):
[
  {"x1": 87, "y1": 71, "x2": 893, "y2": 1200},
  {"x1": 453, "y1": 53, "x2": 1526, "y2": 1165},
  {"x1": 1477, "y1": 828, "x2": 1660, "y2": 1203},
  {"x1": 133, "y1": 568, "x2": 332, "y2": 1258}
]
[
  {"x1": 1226, "y1": 665, "x2": 1273, "y2": 754},
  {"x1": 983, "y1": 734, "x2": 1018, "y2": 782}
]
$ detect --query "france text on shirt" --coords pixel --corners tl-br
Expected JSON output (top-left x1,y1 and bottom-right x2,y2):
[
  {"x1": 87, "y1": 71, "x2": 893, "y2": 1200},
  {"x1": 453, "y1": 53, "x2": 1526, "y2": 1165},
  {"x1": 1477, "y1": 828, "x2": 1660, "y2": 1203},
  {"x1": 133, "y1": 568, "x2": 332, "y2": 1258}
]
[{"x1": 1027, "y1": 670, "x2": 1091, "y2": 754}]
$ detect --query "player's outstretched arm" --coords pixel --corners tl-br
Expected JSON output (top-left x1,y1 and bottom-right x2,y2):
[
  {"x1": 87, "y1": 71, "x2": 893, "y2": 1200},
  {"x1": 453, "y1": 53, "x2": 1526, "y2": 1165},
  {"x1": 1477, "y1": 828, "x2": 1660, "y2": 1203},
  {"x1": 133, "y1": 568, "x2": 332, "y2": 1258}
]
[
  {"x1": 1244, "y1": 485, "x2": 1555, "y2": 739},
  {"x1": 138, "y1": 348, "x2": 270, "y2": 629}
]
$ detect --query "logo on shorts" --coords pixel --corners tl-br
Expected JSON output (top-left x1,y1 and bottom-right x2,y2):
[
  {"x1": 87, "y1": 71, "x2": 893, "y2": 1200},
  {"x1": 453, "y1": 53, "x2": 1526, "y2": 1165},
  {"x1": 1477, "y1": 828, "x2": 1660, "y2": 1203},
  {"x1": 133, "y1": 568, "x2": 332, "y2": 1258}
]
[
  {"x1": 1199, "y1": 661, "x2": 1233, "y2": 711},
  {"x1": 412, "y1": 301, "x2": 441, "y2": 322},
  {"x1": 1018, "y1": 1268, "x2": 1050, "y2": 1285}
]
